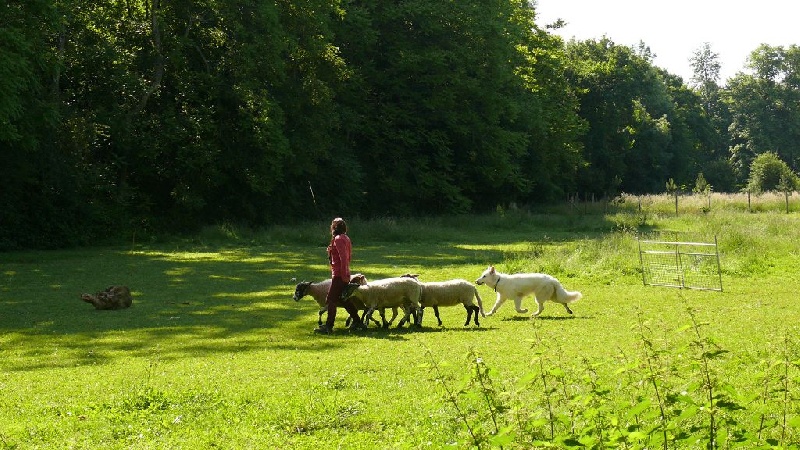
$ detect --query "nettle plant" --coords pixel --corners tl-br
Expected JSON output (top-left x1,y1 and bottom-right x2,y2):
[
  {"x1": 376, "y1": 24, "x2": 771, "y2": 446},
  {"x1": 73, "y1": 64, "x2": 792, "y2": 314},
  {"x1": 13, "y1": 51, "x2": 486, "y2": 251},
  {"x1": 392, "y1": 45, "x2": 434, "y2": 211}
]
[{"x1": 427, "y1": 306, "x2": 800, "y2": 449}]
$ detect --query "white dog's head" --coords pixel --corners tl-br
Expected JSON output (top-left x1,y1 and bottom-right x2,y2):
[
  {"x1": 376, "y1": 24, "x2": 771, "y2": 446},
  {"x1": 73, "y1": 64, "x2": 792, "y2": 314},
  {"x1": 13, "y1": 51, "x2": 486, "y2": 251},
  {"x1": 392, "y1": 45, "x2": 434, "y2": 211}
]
[{"x1": 475, "y1": 266, "x2": 498, "y2": 286}]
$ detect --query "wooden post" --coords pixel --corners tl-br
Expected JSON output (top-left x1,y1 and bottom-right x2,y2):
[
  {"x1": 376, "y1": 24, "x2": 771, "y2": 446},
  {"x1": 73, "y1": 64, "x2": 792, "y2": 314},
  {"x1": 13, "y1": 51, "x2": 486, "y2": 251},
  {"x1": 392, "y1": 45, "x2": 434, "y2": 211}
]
[
  {"x1": 674, "y1": 192, "x2": 678, "y2": 215},
  {"x1": 748, "y1": 190, "x2": 751, "y2": 213},
  {"x1": 785, "y1": 190, "x2": 790, "y2": 214}
]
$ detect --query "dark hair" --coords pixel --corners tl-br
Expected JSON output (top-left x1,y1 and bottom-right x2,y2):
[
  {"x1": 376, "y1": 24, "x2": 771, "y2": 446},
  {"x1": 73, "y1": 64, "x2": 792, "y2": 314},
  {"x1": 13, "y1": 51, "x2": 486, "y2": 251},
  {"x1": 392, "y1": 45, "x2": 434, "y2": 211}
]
[{"x1": 331, "y1": 217, "x2": 347, "y2": 235}]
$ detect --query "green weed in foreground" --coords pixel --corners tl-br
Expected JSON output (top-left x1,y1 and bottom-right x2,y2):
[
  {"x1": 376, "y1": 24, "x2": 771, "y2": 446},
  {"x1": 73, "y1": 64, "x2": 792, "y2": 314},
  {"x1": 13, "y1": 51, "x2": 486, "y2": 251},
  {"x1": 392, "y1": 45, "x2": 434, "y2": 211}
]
[
  {"x1": 425, "y1": 303, "x2": 800, "y2": 449},
  {"x1": 2, "y1": 206, "x2": 800, "y2": 448}
]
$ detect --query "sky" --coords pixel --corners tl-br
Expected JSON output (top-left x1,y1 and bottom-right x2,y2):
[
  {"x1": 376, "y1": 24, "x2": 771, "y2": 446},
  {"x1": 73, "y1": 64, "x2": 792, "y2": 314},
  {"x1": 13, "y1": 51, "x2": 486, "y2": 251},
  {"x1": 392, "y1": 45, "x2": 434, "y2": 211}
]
[{"x1": 535, "y1": 0, "x2": 800, "y2": 85}]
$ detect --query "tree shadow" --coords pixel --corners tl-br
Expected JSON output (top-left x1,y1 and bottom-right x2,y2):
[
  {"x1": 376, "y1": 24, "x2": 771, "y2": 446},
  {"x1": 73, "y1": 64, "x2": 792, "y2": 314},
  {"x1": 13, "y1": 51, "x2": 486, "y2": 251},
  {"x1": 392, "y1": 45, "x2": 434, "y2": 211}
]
[{"x1": 0, "y1": 223, "x2": 615, "y2": 370}]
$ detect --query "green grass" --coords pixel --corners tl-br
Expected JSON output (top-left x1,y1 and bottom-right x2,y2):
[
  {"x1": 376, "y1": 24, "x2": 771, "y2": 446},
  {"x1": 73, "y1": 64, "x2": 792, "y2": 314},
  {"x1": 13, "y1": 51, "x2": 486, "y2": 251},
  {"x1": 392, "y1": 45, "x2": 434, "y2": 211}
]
[{"x1": 2, "y1": 197, "x2": 800, "y2": 448}]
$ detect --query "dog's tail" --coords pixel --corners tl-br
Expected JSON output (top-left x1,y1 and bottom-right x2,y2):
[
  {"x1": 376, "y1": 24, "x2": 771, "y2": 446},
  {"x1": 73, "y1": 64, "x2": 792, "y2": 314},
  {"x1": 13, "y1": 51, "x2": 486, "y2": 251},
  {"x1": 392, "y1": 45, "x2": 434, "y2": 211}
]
[
  {"x1": 554, "y1": 281, "x2": 582, "y2": 304},
  {"x1": 473, "y1": 286, "x2": 486, "y2": 317}
]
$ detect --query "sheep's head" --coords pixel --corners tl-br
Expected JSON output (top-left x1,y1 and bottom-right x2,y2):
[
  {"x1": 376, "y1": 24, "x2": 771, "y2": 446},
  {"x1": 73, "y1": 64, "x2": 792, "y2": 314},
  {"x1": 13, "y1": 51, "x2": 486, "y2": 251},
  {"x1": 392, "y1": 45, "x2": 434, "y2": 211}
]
[
  {"x1": 341, "y1": 282, "x2": 362, "y2": 301},
  {"x1": 293, "y1": 281, "x2": 312, "y2": 302},
  {"x1": 350, "y1": 274, "x2": 368, "y2": 285}
]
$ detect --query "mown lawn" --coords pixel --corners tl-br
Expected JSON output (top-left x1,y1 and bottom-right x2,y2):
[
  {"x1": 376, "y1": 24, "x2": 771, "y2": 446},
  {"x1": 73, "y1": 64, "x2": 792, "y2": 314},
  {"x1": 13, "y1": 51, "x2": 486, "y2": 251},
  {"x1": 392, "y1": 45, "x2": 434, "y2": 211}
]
[{"x1": 1, "y1": 205, "x2": 799, "y2": 448}]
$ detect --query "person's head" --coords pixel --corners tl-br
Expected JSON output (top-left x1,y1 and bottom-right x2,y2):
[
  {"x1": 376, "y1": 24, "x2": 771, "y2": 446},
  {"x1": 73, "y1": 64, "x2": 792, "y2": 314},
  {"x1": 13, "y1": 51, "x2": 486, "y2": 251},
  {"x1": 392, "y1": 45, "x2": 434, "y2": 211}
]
[{"x1": 330, "y1": 217, "x2": 347, "y2": 236}]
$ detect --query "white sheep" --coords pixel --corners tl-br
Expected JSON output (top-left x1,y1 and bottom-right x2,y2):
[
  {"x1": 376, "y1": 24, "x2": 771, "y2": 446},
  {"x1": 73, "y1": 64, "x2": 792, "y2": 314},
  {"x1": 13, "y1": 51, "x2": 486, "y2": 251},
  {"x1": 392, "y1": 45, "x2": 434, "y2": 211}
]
[
  {"x1": 341, "y1": 277, "x2": 422, "y2": 328},
  {"x1": 399, "y1": 274, "x2": 485, "y2": 327},
  {"x1": 416, "y1": 278, "x2": 486, "y2": 327},
  {"x1": 293, "y1": 274, "x2": 390, "y2": 326}
]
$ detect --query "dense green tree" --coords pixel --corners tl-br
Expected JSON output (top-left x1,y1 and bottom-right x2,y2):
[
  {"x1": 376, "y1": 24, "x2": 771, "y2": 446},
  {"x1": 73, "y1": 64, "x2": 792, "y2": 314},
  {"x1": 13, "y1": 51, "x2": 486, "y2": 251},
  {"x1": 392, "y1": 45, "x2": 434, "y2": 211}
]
[
  {"x1": 55, "y1": 0, "x2": 353, "y2": 229},
  {"x1": 336, "y1": 0, "x2": 581, "y2": 214},
  {"x1": 5, "y1": 0, "x2": 796, "y2": 249},
  {"x1": 0, "y1": 0, "x2": 88, "y2": 248},
  {"x1": 565, "y1": 39, "x2": 681, "y2": 195},
  {"x1": 747, "y1": 152, "x2": 797, "y2": 193},
  {"x1": 513, "y1": 17, "x2": 585, "y2": 203},
  {"x1": 690, "y1": 42, "x2": 721, "y2": 113},
  {"x1": 726, "y1": 44, "x2": 800, "y2": 184},
  {"x1": 690, "y1": 43, "x2": 731, "y2": 156}
]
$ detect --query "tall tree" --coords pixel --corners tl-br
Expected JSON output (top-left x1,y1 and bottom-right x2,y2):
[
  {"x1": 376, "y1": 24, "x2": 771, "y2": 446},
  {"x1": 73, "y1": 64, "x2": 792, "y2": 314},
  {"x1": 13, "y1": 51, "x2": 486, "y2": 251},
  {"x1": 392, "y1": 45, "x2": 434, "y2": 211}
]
[
  {"x1": 690, "y1": 42, "x2": 721, "y2": 114},
  {"x1": 565, "y1": 38, "x2": 671, "y2": 195},
  {"x1": 336, "y1": 0, "x2": 582, "y2": 214},
  {"x1": 0, "y1": 0, "x2": 86, "y2": 249},
  {"x1": 726, "y1": 44, "x2": 800, "y2": 184}
]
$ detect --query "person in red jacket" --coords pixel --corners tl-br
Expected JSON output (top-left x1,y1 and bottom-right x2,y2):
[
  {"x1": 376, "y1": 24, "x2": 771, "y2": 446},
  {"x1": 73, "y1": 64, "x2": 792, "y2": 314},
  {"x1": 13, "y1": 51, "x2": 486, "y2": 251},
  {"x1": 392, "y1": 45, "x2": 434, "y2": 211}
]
[{"x1": 315, "y1": 217, "x2": 364, "y2": 334}]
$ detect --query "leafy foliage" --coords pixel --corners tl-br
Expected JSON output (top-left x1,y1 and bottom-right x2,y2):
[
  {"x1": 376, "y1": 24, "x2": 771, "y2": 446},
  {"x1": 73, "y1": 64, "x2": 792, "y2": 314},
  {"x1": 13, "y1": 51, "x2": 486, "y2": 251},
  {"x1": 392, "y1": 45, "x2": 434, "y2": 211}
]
[
  {"x1": 747, "y1": 152, "x2": 798, "y2": 193},
  {"x1": 726, "y1": 45, "x2": 800, "y2": 181},
  {"x1": 2, "y1": 2, "x2": 799, "y2": 249}
]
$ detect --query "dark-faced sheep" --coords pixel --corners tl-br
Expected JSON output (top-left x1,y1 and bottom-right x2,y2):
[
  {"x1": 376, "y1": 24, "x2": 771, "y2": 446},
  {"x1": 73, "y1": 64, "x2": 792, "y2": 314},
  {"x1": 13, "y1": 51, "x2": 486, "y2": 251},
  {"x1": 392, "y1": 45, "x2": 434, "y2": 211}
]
[
  {"x1": 293, "y1": 274, "x2": 393, "y2": 326},
  {"x1": 341, "y1": 277, "x2": 422, "y2": 328}
]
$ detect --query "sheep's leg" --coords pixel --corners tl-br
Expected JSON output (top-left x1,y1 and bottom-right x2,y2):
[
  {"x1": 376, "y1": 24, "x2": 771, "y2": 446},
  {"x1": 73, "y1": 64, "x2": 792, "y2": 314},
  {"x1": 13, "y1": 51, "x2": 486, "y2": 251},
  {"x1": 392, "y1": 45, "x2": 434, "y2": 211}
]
[
  {"x1": 472, "y1": 305, "x2": 480, "y2": 326},
  {"x1": 359, "y1": 310, "x2": 380, "y2": 327},
  {"x1": 379, "y1": 308, "x2": 390, "y2": 328},
  {"x1": 318, "y1": 308, "x2": 325, "y2": 326},
  {"x1": 463, "y1": 304, "x2": 474, "y2": 326},
  {"x1": 432, "y1": 305, "x2": 442, "y2": 326},
  {"x1": 397, "y1": 309, "x2": 407, "y2": 328},
  {"x1": 364, "y1": 306, "x2": 377, "y2": 325},
  {"x1": 384, "y1": 307, "x2": 398, "y2": 327},
  {"x1": 366, "y1": 310, "x2": 380, "y2": 327},
  {"x1": 563, "y1": 303, "x2": 574, "y2": 315},
  {"x1": 397, "y1": 307, "x2": 411, "y2": 328}
]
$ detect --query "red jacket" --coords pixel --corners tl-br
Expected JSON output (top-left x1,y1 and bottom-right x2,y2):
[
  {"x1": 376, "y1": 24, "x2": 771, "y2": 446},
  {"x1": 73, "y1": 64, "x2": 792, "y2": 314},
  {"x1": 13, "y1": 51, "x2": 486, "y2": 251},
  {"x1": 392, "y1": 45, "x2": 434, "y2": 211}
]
[{"x1": 329, "y1": 233, "x2": 351, "y2": 281}]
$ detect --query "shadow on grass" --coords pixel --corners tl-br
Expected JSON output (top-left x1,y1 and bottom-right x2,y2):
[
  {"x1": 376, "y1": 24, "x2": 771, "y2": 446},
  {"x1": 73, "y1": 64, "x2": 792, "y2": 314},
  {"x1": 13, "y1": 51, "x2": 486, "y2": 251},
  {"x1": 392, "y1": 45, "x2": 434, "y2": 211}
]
[
  {"x1": 321, "y1": 324, "x2": 495, "y2": 340},
  {"x1": 0, "y1": 224, "x2": 613, "y2": 371},
  {"x1": 501, "y1": 314, "x2": 592, "y2": 322}
]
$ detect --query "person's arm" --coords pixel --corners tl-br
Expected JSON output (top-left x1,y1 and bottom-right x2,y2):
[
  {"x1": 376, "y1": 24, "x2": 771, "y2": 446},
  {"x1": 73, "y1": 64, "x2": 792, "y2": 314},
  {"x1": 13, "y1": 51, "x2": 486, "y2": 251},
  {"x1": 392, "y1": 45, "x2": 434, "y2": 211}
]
[{"x1": 333, "y1": 236, "x2": 349, "y2": 277}]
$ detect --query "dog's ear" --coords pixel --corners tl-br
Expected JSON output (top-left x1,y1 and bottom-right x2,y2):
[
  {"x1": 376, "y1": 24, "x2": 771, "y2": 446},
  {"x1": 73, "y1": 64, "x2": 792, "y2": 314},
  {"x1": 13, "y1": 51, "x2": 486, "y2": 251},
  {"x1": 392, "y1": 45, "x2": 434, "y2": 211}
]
[{"x1": 490, "y1": 266, "x2": 495, "y2": 273}]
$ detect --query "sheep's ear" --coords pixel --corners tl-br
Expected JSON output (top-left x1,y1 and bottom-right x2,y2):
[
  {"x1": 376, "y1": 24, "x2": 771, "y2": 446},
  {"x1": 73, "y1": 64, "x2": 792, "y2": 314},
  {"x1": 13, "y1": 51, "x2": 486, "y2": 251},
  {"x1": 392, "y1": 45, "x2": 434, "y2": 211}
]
[{"x1": 490, "y1": 266, "x2": 495, "y2": 273}]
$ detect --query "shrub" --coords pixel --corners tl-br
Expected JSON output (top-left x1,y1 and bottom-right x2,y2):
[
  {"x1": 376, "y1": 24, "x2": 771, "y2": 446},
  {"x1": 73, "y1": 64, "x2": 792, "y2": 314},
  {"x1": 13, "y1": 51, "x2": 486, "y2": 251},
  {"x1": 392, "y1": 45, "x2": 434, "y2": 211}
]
[{"x1": 747, "y1": 152, "x2": 798, "y2": 194}]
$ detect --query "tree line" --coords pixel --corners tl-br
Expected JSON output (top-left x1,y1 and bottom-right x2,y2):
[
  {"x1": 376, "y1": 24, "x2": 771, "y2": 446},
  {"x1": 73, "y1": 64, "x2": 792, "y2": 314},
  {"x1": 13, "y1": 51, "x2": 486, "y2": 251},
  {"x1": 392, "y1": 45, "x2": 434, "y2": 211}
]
[{"x1": 2, "y1": 0, "x2": 799, "y2": 249}]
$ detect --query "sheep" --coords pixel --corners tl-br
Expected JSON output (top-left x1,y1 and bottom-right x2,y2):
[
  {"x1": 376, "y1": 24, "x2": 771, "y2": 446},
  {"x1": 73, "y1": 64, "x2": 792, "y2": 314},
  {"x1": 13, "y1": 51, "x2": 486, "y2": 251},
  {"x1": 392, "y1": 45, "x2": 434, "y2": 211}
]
[
  {"x1": 341, "y1": 277, "x2": 422, "y2": 328},
  {"x1": 81, "y1": 285, "x2": 132, "y2": 310},
  {"x1": 293, "y1": 274, "x2": 395, "y2": 326},
  {"x1": 402, "y1": 276, "x2": 484, "y2": 326}
]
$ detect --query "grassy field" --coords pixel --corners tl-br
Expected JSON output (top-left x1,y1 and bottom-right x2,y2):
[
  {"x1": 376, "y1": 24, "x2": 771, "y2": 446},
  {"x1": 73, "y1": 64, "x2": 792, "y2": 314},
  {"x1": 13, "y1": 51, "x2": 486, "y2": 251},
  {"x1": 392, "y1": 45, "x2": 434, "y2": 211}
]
[{"x1": 2, "y1": 195, "x2": 800, "y2": 449}]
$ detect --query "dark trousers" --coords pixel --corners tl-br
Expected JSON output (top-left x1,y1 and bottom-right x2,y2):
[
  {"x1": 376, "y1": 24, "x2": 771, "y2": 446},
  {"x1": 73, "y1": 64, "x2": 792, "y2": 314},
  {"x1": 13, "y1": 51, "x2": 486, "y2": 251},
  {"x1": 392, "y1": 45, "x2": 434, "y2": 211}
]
[{"x1": 325, "y1": 277, "x2": 360, "y2": 329}]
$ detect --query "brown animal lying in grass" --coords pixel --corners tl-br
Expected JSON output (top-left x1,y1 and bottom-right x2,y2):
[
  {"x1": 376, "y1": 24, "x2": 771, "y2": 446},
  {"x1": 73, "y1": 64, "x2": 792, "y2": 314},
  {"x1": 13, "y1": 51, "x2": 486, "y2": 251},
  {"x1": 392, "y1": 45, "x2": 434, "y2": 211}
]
[{"x1": 81, "y1": 285, "x2": 132, "y2": 310}]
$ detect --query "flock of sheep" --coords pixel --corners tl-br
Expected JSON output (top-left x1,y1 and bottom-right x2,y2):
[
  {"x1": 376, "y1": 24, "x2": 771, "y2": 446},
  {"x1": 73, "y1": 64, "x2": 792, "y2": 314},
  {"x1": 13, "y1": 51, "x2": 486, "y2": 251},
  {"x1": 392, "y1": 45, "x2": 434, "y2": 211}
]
[{"x1": 293, "y1": 273, "x2": 485, "y2": 330}]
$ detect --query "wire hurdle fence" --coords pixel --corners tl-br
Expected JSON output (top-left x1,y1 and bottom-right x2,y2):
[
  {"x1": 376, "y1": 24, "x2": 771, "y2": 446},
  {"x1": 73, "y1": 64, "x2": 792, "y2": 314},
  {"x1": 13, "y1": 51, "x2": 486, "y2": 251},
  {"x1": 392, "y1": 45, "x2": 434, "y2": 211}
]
[{"x1": 637, "y1": 233, "x2": 723, "y2": 291}]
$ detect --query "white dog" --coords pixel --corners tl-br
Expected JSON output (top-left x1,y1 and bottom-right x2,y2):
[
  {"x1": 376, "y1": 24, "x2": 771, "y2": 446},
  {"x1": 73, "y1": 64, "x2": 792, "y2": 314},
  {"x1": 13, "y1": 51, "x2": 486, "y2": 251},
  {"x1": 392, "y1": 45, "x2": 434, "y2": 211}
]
[{"x1": 475, "y1": 266, "x2": 582, "y2": 317}]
